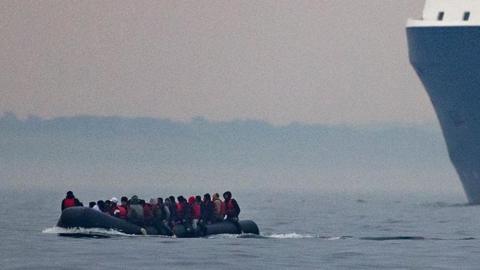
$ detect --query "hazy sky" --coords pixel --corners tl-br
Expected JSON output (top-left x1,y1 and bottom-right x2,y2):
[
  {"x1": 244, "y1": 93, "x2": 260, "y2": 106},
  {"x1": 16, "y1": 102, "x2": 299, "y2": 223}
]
[{"x1": 1, "y1": 0, "x2": 429, "y2": 125}]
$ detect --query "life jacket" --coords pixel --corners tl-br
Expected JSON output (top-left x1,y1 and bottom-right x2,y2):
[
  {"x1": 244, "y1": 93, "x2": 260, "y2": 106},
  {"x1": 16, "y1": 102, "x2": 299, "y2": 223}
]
[
  {"x1": 192, "y1": 203, "x2": 202, "y2": 219},
  {"x1": 225, "y1": 199, "x2": 236, "y2": 217},
  {"x1": 117, "y1": 205, "x2": 127, "y2": 219},
  {"x1": 176, "y1": 202, "x2": 184, "y2": 219},
  {"x1": 63, "y1": 198, "x2": 76, "y2": 209}
]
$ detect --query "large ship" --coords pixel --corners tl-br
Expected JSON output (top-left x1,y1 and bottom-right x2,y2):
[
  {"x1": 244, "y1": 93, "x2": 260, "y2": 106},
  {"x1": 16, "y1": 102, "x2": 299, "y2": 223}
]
[{"x1": 407, "y1": 0, "x2": 480, "y2": 203}]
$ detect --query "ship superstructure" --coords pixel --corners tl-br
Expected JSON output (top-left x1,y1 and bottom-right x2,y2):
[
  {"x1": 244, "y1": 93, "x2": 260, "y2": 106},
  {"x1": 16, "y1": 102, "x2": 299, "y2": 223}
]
[{"x1": 408, "y1": 0, "x2": 480, "y2": 203}]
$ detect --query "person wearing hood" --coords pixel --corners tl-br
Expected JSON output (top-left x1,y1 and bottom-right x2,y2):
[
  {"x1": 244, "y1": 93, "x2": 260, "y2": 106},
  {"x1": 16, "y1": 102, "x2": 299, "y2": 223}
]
[
  {"x1": 223, "y1": 191, "x2": 240, "y2": 222},
  {"x1": 127, "y1": 195, "x2": 144, "y2": 226},
  {"x1": 202, "y1": 193, "x2": 214, "y2": 225},
  {"x1": 61, "y1": 191, "x2": 83, "y2": 211}
]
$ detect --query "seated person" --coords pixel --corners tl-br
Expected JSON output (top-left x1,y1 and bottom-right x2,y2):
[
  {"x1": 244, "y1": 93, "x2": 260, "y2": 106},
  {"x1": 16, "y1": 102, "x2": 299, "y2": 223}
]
[
  {"x1": 223, "y1": 191, "x2": 241, "y2": 222},
  {"x1": 61, "y1": 191, "x2": 83, "y2": 211}
]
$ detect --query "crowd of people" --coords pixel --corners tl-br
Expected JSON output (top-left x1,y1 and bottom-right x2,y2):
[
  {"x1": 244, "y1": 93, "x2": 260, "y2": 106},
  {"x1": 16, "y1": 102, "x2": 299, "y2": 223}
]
[{"x1": 61, "y1": 191, "x2": 241, "y2": 235}]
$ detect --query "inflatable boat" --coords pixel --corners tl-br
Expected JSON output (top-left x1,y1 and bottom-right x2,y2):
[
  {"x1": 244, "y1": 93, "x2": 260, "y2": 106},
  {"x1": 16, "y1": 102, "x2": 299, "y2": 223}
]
[{"x1": 57, "y1": 207, "x2": 259, "y2": 238}]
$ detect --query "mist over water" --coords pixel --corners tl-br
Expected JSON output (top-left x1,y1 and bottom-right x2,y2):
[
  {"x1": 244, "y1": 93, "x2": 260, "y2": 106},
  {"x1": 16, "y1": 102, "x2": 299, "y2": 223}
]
[
  {"x1": 2, "y1": 114, "x2": 479, "y2": 269},
  {"x1": 0, "y1": 113, "x2": 462, "y2": 196}
]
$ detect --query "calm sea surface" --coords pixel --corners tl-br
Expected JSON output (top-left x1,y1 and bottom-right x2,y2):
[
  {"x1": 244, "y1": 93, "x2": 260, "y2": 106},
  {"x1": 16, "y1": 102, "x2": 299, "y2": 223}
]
[{"x1": 2, "y1": 188, "x2": 480, "y2": 269}]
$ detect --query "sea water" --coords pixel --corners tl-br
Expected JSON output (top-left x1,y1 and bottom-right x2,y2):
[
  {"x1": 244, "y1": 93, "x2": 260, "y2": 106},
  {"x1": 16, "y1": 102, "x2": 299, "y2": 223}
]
[{"x1": 2, "y1": 188, "x2": 480, "y2": 269}]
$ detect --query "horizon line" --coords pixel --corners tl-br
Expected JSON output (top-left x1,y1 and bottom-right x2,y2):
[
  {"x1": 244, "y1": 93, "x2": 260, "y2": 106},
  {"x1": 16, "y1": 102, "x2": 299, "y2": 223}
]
[{"x1": 0, "y1": 111, "x2": 439, "y2": 129}]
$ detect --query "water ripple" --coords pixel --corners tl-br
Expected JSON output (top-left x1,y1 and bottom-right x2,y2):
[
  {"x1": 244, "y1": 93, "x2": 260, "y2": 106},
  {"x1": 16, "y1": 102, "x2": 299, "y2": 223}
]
[{"x1": 42, "y1": 227, "x2": 478, "y2": 242}]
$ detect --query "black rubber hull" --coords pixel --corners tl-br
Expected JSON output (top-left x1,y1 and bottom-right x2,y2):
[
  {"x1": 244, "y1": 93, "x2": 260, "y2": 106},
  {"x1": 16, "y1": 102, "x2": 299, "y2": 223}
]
[{"x1": 57, "y1": 207, "x2": 259, "y2": 237}]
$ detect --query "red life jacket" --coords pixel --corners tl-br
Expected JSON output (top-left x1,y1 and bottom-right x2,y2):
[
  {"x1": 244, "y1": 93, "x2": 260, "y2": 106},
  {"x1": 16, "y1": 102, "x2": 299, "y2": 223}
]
[
  {"x1": 63, "y1": 198, "x2": 76, "y2": 209},
  {"x1": 225, "y1": 199, "x2": 236, "y2": 216},
  {"x1": 192, "y1": 203, "x2": 202, "y2": 219},
  {"x1": 117, "y1": 205, "x2": 127, "y2": 219},
  {"x1": 176, "y1": 202, "x2": 184, "y2": 219}
]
